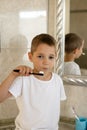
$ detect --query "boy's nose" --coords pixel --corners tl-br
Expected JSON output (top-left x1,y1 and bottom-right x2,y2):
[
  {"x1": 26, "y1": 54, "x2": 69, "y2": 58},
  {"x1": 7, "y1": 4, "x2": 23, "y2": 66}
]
[{"x1": 43, "y1": 58, "x2": 49, "y2": 64}]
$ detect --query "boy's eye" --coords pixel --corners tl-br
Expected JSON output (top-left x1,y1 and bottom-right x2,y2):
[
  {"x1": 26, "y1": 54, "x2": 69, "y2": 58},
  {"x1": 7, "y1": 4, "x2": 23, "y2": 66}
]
[
  {"x1": 49, "y1": 56, "x2": 54, "y2": 59},
  {"x1": 37, "y1": 55, "x2": 55, "y2": 59},
  {"x1": 37, "y1": 55, "x2": 43, "y2": 58}
]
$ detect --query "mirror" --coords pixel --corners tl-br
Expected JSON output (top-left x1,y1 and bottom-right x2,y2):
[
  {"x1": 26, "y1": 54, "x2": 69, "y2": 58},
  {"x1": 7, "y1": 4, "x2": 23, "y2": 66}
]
[
  {"x1": 55, "y1": 0, "x2": 87, "y2": 86},
  {"x1": 70, "y1": 0, "x2": 87, "y2": 76}
]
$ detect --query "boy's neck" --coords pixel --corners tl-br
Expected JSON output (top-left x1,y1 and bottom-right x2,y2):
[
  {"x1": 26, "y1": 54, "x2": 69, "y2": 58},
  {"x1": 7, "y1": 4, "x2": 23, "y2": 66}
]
[{"x1": 64, "y1": 53, "x2": 75, "y2": 62}]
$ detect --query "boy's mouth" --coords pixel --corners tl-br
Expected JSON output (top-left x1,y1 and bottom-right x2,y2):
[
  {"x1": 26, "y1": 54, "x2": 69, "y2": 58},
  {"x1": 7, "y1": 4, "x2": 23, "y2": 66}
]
[{"x1": 42, "y1": 68, "x2": 49, "y2": 71}]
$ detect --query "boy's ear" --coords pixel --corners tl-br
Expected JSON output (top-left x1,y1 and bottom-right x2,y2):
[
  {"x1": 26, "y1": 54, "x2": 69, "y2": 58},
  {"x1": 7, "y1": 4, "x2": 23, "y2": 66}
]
[
  {"x1": 73, "y1": 48, "x2": 79, "y2": 54},
  {"x1": 28, "y1": 52, "x2": 32, "y2": 61}
]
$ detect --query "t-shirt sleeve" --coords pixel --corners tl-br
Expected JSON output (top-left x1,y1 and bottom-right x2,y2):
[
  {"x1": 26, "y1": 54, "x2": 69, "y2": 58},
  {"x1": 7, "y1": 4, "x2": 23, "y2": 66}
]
[
  {"x1": 73, "y1": 65, "x2": 81, "y2": 75},
  {"x1": 9, "y1": 76, "x2": 23, "y2": 98}
]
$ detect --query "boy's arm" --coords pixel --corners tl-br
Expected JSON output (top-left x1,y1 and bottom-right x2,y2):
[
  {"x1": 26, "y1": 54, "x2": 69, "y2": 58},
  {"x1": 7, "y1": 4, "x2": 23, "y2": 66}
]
[
  {"x1": 0, "y1": 73, "x2": 17, "y2": 102},
  {"x1": 0, "y1": 65, "x2": 32, "y2": 102}
]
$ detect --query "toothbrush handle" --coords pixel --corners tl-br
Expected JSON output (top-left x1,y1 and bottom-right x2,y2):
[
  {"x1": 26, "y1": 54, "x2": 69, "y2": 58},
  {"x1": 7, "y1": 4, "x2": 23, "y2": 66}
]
[{"x1": 13, "y1": 69, "x2": 44, "y2": 76}]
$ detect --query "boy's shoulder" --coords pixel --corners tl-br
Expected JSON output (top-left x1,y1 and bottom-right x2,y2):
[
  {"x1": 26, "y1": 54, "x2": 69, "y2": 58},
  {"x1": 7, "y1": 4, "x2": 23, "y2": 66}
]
[
  {"x1": 53, "y1": 73, "x2": 64, "y2": 88},
  {"x1": 53, "y1": 72, "x2": 62, "y2": 81}
]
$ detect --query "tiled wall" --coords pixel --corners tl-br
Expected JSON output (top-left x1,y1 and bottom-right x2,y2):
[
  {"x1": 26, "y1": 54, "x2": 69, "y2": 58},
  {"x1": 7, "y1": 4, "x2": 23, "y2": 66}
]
[
  {"x1": 0, "y1": 118, "x2": 15, "y2": 130},
  {"x1": 0, "y1": 0, "x2": 48, "y2": 82},
  {"x1": 0, "y1": 125, "x2": 15, "y2": 130},
  {"x1": 60, "y1": 84, "x2": 87, "y2": 118}
]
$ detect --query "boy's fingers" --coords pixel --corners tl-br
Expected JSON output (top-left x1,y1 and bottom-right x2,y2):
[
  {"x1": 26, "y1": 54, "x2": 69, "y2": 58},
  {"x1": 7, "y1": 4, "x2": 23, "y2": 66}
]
[
  {"x1": 25, "y1": 67, "x2": 32, "y2": 75},
  {"x1": 14, "y1": 66, "x2": 33, "y2": 76}
]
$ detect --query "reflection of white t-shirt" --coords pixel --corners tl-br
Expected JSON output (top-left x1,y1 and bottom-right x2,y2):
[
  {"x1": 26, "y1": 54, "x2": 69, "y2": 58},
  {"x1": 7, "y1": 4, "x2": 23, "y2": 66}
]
[
  {"x1": 64, "y1": 61, "x2": 81, "y2": 75},
  {"x1": 9, "y1": 73, "x2": 66, "y2": 130}
]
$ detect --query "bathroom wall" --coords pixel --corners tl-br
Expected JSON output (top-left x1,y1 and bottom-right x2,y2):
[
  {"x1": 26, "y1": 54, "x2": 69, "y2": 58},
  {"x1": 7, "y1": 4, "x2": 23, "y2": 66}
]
[
  {"x1": 60, "y1": 84, "x2": 87, "y2": 119},
  {"x1": 0, "y1": 0, "x2": 48, "y2": 82},
  {"x1": 0, "y1": 98, "x2": 18, "y2": 119}
]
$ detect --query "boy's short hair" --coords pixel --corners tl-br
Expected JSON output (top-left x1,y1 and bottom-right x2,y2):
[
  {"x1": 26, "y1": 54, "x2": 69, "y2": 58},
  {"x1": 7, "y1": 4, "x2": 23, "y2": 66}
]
[
  {"x1": 31, "y1": 33, "x2": 56, "y2": 54},
  {"x1": 65, "y1": 33, "x2": 83, "y2": 53}
]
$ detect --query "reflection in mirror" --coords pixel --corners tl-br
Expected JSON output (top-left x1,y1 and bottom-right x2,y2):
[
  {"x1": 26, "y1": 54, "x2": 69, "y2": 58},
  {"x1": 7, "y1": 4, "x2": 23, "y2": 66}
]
[
  {"x1": 70, "y1": 0, "x2": 87, "y2": 76},
  {"x1": 64, "y1": 33, "x2": 84, "y2": 76}
]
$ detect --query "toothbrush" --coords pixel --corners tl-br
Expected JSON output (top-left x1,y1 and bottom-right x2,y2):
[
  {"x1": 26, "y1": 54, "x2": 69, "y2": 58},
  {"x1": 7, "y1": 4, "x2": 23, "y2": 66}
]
[
  {"x1": 71, "y1": 106, "x2": 80, "y2": 121},
  {"x1": 82, "y1": 52, "x2": 85, "y2": 55},
  {"x1": 13, "y1": 69, "x2": 44, "y2": 76}
]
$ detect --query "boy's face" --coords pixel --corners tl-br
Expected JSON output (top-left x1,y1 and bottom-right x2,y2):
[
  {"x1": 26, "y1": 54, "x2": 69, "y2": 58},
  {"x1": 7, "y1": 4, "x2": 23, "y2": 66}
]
[
  {"x1": 28, "y1": 43, "x2": 56, "y2": 74},
  {"x1": 75, "y1": 42, "x2": 84, "y2": 58}
]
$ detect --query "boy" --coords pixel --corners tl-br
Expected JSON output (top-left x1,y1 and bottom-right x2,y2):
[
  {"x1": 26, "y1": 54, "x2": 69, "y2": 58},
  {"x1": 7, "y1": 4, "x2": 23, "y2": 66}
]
[
  {"x1": 64, "y1": 33, "x2": 84, "y2": 75},
  {"x1": 0, "y1": 33, "x2": 66, "y2": 130}
]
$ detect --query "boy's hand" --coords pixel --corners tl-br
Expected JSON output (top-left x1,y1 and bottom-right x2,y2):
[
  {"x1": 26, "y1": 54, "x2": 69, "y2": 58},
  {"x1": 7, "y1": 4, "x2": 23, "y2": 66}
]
[{"x1": 13, "y1": 65, "x2": 33, "y2": 76}]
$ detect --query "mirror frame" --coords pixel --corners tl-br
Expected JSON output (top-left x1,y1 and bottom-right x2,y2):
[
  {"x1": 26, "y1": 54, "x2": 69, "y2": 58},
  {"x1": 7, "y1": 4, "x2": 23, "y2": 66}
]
[{"x1": 55, "y1": 0, "x2": 87, "y2": 86}]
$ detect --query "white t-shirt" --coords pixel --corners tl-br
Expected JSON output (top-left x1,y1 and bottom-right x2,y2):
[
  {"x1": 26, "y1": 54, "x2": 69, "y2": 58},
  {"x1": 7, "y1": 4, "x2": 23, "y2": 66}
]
[
  {"x1": 64, "y1": 61, "x2": 81, "y2": 75},
  {"x1": 9, "y1": 73, "x2": 66, "y2": 130}
]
